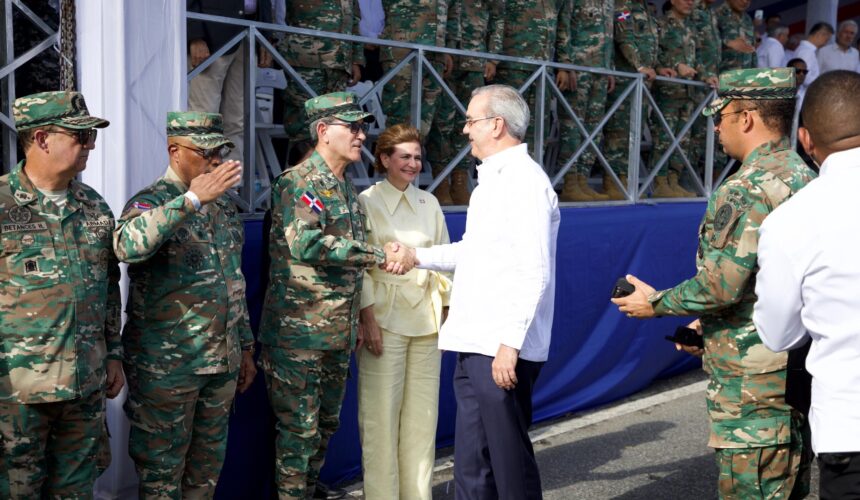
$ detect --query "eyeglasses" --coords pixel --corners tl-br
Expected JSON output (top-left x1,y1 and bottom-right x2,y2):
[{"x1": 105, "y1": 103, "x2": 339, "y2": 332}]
[
  {"x1": 327, "y1": 121, "x2": 369, "y2": 135},
  {"x1": 464, "y1": 116, "x2": 499, "y2": 127},
  {"x1": 794, "y1": 68, "x2": 809, "y2": 75},
  {"x1": 176, "y1": 143, "x2": 231, "y2": 160},
  {"x1": 47, "y1": 128, "x2": 97, "y2": 146},
  {"x1": 714, "y1": 107, "x2": 758, "y2": 126}
]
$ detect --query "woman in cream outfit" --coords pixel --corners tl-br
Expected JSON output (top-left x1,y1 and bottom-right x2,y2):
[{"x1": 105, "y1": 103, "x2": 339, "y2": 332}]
[{"x1": 357, "y1": 124, "x2": 451, "y2": 500}]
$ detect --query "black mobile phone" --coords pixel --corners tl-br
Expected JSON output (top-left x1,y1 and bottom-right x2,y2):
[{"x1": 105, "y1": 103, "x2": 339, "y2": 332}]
[
  {"x1": 611, "y1": 277, "x2": 635, "y2": 299},
  {"x1": 665, "y1": 326, "x2": 704, "y2": 349}
]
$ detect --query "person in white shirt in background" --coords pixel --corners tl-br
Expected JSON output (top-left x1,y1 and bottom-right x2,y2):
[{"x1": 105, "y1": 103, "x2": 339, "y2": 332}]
[
  {"x1": 757, "y1": 25, "x2": 789, "y2": 68},
  {"x1": 817, "y1": 20, "x2": 859, "y2": 74},
  {"x1": 784, "y1": 32, "x2": 803, "y2": 62},
  {"x1": 389, "y1": 84, "x2": 560, "y2": 500},
  {"x1": 787, "y1": 58, "x2": 809, "y2": 146},
  {"x1": 795, "y1": 22, "x2": 835, "y2": 89},
  {"x1": 753, "y1": 70, "x2": 860, "y2": 500}
]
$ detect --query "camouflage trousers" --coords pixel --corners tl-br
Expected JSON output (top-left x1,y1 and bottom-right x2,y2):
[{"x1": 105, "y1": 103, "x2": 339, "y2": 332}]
[
  {"x1": 0, "y1": 389, "x2": 105, "y2": 499},
  {"x1": 382, "y1": 60, "x2": 444, "y2": 137},
  {"x1": 124, "y1": 364, "x2": 238, "y2": 500},
  {"x1": 652, "y1": 88, "x2": 695, "y2": 176},
  {"x1": 559, "y1": 71, "x2": 611, "y2": 176},
  {"x1": 493, "y1": 67, "x2": 553, "y2": 157},
  {"x1": 689, "y1": 87, "x2": 727, "y2": 181},
  {"x1": 601, "y1": 77, "x2": 651, "y2": 176},
  {"x1": 426, "y1": 70, "x2": 484, "y2": 173},
  {"x1": 260, "y1": 346, "x2": 351, "y2": 500},
  {"x1": 715, "y1": 413, "x2": 812, "y2": 500},
  {"x1": 283, "y1": 67, "x2": 351, "y2": 142}
]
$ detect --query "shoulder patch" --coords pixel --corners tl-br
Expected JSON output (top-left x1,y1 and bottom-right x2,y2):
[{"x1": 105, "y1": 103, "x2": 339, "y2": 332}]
[
  {"x1": 616, "y1": 10, "x2": 631, "y2": 21},
  {"x1": 713, "y1": 204, "x2": 733, "y2": 232},
  {"x1": 133, "y1": 201, "x2": 152, "y2": 211},
  {"x1": 300, "y1": 191, "x2": 325, "y2": 214}
]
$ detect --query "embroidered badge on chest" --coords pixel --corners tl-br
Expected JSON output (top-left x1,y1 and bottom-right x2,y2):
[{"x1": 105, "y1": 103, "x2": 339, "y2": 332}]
[
  {"x1": 175, "y1": 227, "x2": 191, "y2": 243},
  {"x1": 24, "y1": 259, "x2": 38, "y2": 274},
  {"x1": 21, "y1": 234, "x2": 35, "y2": 246},
  {"x1": 184, "y1": 248, "x2": 205, "y2": 270},
  {"x1": 8, "y1": 206, "x2": 31, "y2": 224}
]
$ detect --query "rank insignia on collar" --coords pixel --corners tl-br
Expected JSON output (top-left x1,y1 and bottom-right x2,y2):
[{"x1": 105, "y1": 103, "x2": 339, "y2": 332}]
[
  {"x1": 14, "y1": 191, "x2": 34, "y2": 203},
  {"x1": 300, "y1": 191, "x2": 325, "y2": 214}
]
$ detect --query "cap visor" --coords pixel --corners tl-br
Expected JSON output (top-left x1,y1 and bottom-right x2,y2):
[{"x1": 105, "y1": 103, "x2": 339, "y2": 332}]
[
  {"x1": 189, "y1": 135, "x2": 235, "y2": 149},
  {"x1": 334, "y1": 110, "x2": 375, "y2": 123},
  {"x1": 702, "y1": 97, "x2": 730, "y2": 117},
  {"x1": 61, "y1": 116, "x2": 110, "y2": 129}
]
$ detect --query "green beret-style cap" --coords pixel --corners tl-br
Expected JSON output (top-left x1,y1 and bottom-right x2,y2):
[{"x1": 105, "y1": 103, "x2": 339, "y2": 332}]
[
  {"x1": 14, "y1": 91, "x2": 110, "y2": 131},
  {"x1": 703, "y1": 68, "x2": 797, "y2": 117},
  {"x1": 304, "y1": 92, "x2": 374, "y2": 123},
  {"x1": 166, "y1": 111, "x2": 234, "y2": 149}
]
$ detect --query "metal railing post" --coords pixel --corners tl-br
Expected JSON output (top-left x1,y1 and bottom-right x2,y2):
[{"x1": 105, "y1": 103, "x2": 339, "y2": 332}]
[
  {"x1": 628, "y1": 76, "x2": 643, "y2": 203},
  {"x1": 1, "y1": 0, "x2": 17, "y2": 173}
]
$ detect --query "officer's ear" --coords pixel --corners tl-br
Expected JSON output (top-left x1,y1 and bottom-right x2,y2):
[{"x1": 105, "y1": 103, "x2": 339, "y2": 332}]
[{"x1": 797, "y1": 127, "x2": 816, "y2": 161}]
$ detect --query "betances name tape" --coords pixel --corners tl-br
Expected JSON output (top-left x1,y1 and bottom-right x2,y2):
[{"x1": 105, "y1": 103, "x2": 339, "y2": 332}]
[
  {"x1": 83, "y1": 220, "x2": 113, "y2": 228},
  {"x1": 2, "y1": 222, "x2": 48, "y2": 232}
]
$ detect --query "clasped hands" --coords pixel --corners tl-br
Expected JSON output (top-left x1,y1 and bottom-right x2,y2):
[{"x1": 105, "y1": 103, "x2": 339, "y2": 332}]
[{"x1": 381, "y1": 242, "x2": 418, "y2": 275}]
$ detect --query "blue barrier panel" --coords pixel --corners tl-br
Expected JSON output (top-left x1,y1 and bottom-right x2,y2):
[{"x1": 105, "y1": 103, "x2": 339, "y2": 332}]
[{"x1": 216, "y1": 202, "x2": 707, "y2": 498}]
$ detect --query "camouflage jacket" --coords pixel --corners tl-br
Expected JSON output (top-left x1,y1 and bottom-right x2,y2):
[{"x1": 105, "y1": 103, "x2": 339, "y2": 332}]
[
  {"x1": 449, "y1": 0, "x2": 505, "y2": 72},
  {"x1": 278, "y1": 0, "x2": 365, "y2": 71},
  {"x1": 0, "y1": 162, "x2": 121, "y2": 404},
  {"x1": 655, "y1": 14, "x2": 697, "y2": 98},
  {"x1": 715, "y1": 2, "x2": 756, "y2": 72},
  {"x1": 651, "y1": 138, "x2": 815, "y2": 448},
  {"x1": 498, "y1": 0, "x2": 572, "y2": 71},
  {"x1": 570, "y1": 0, "x2": 614, "y2": 69},
  {"x1": 612, "y1": 0, "x2": 658, "y2": 73},
  {"x1": 259, "y1": 151, "x2": 385, "y2": 351},
  {"x1": 113, "y1": 167, "x2": 253, "y2": 375},
  {"x1": 691, "y1": 1, "x2": 721, "y2": 81},
  {"x1": 380, "y1": 0, "x2": 458, "y2": 64}
]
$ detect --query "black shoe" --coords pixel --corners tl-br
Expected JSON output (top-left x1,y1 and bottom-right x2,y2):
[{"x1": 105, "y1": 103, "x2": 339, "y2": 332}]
[{"x1": 313, "y1": 483, "x2": 347, "y2": 499}]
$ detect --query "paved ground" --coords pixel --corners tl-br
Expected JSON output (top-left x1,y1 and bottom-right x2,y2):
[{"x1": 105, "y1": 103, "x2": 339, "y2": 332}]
[{"x1": 347, "y1": 369, "x2": 819, "y2": 499}]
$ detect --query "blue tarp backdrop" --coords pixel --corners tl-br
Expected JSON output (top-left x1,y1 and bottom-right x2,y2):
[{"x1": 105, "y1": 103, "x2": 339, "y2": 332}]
[{"x1": 215, "y1": 202, "x2": 707, "y2": 498}]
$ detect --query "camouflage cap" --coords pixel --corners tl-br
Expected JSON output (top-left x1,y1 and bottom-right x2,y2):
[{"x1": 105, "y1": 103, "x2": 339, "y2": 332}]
[
  {"x1": 304, "y1": 92, "x2": 374, "y2": 123},
  {"x1": 14, "y1": 91, "x2": 109, "y2": 131},
  {"x1": 166, "y1": 111, "x2": 234, "y2": 149},
  {"x1": 703, "y1": 68, "x2": 797, "y2": 117}
]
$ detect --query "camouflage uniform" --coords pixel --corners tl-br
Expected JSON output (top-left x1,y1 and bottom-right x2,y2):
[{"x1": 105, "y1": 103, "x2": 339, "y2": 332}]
[
  {"x1": 652, "y1": 13, "x2": 697, "y2": 179},
  {"x1": 715, "y1": 2, "x2": 757, "y2": 72},
  {"x1": 380, "y1": 0, "x2": 458, "y2": 137},
  {"x1": 690, "y1": 0, "x2": 723, "y2": 174},
  {"x1": 0, "y1": 92, "x2": 119, "y2": 498},
  {"x1": 558, "y1": 0, "x2": 614, "y2": 177},
  {"x1": 494, "y1": 0, "x2": 572, "y2": 150},
  {"x1": 279, "y1": 0, "x2": 364, "y2": 142},
  {"x1": 649, "y1": 69, "x2": 812, "y2": 499},
  {"x1": 604, "y1": 0, "x2": 658, "y2": 177},
  {"x1": 424, "y1": 0, "x2": 505, "y2": 204},
  {"x1": 259, "y1": 93, "x2": 385, "y2": 499},
  {"x1": 113, "y1": 112, "x2": 253, "y2": 499}
]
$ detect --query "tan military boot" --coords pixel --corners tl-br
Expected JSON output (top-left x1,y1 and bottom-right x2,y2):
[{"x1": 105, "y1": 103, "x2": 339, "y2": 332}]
[
  {"x1": 450, "y1": 170, "x2": 471, "y2": 205},
  {"x1": 651, "y1": 176, "x2": 676, "y2": 198},
  {"x1": 559, "y1": 173, "x2": 593, "y2": 202},
  {"x1": 602, "y1": 174, "x2": 628, "y2": 201},
  {"x1": 578, "y1": 174, "x2": 610, "y2": 201},
  {"x1": 431, "y1": 167, "x2": 454, "y2": 205},
  {"x1": 668, "y1": 171, "x2": 696, "y2": 198}
]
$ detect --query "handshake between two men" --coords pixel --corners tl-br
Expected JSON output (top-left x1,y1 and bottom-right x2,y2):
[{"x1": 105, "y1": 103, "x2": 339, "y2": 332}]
[{"x1": 381, "y1": 242, "x2": 418, "y2": 275}]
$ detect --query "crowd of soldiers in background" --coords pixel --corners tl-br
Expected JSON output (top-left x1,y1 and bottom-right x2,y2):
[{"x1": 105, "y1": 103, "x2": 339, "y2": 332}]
[{"x1": 269, "y1": 0, "x2": 810, "y2": 205}]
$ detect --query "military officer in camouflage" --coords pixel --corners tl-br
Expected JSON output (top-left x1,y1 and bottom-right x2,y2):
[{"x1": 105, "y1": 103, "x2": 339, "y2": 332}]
[
  {"x1": 279, "y1": 0, "x2": 364, "y2": 144},
  {"x1": 380, "y1": 0, "x2": 458, "y2": 137},
  {"x1": 557, "y1": 0, "x2": 614, "y2": 202},
  {"x1": 425, "y1": 0, "x2": 505, "y2": 206},
  {"x1": 603, "y1": 0, "x2": 662, "y2": 200},
  {"x1": 259, "y1": 92, "x2": 410, "y2": 499},
  {"x1": 613, "y1": 68, "x2": 813, "y2": 499},
  {"x1": 690, "y1": 0, "x2": 723, "y2": 179},
  {"x1": 716, "y1": 0, "x2": 757, "y2": 72},
  {"x1": 113, "y1": 111, "x2": 256, "y2": 499},
  {"x1": 0, "y1": 91, "x2": 123, "y2": 498}
]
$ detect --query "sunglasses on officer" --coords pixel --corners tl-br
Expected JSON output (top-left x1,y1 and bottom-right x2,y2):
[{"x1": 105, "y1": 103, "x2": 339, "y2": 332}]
[
  {"x1": 175, "y1": 143, "x2": 232, "y2": 160},
  {"x1": 327, "y1": 121, "x2": 370, "y2": 135},
  {"x1": 47, "y1": 127, "x2": 98, "y2": 146}
]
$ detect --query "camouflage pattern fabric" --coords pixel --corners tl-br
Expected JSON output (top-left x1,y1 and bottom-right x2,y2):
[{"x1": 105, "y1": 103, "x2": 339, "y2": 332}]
[
  {"x1": 13, "y1": 91, "x2": 110, "y2": 131},
  {"x1": 166, "y1": 110, "x2": 234, "y2": 149},
  {"x1": 259, "y1": 347, "x2": 350, "y2": 499},
  {"x1": 0, "y1": 389, "x2": 105, "y2": 499},
  {"x1": 604, "y1": 0, "x2": 658, "y2": 175},
  {"x1": 380, "y1": 0, "x2": 457, "y2": 136},
  {"x1": 427, "y1": 0, "x2": 505, "y2": 171},
  {"x1": 0, "y1": 163, "x2": 121, "y2": 405},
  {"x1": 652, "y1": 13, "x2": 698, "y2": 176},
  {"x1": 690, "y1": 1, "x2": 723, "y2": 173},
  {"x1": 715, "y1": 2, "x2": 756, "y2": 72},
  {"x1": 703, "y1": 67, "x2": 796, "y2": 117},
  {"x1": 113, "y1": 168, "x2": 254, "y2": 376},
  {"x1": 558, "y1": 0, "x2": 614, "y2": 176},
  {"x1": 497, "y1": 0, "x2": 572, "y2": 71},
  {"x1": 278, "y1": 1, "x2": 364, "y2": 142},
  {"x1": 649, "y1": 136, "x2": 815, "y2": 495},
  {"x1": 123, "y1": 363, "x2": 238, "y2": 499}
]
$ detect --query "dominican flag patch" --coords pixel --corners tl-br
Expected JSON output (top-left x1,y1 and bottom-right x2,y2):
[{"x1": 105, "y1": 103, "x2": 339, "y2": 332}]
[
  {"x1": 616, "y1": 10, "x2": 631, "y2": 21},
  {"x1": 300, "y1": 191, "x2": 325, "y2": 213},
  {"x1": 133, "y1": 201, "x2": 152, "y2": 211}
]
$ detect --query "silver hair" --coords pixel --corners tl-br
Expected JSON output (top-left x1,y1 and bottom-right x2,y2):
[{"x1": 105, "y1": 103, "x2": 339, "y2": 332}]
[
  {"x1": 838, "y1": 20, "x2": 858, "y2": 33},
  {"x1": 309, "y1": 116, "x2": 337, "y2": 143},
  {"x1": 470, "y1": 84, "x2": 530, "y2": 141},
  {"x1": 768, "y1": 25, "x2": 789, "y2": 38}
]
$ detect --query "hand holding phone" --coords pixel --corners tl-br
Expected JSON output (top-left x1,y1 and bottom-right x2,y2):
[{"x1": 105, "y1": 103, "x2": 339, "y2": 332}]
[
  {"x1": 665, "y1": 326, "x2": 704, "y2": 349},
  {"x1": 611, "y1": 278, "x2": 635, "y2": 299}
]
